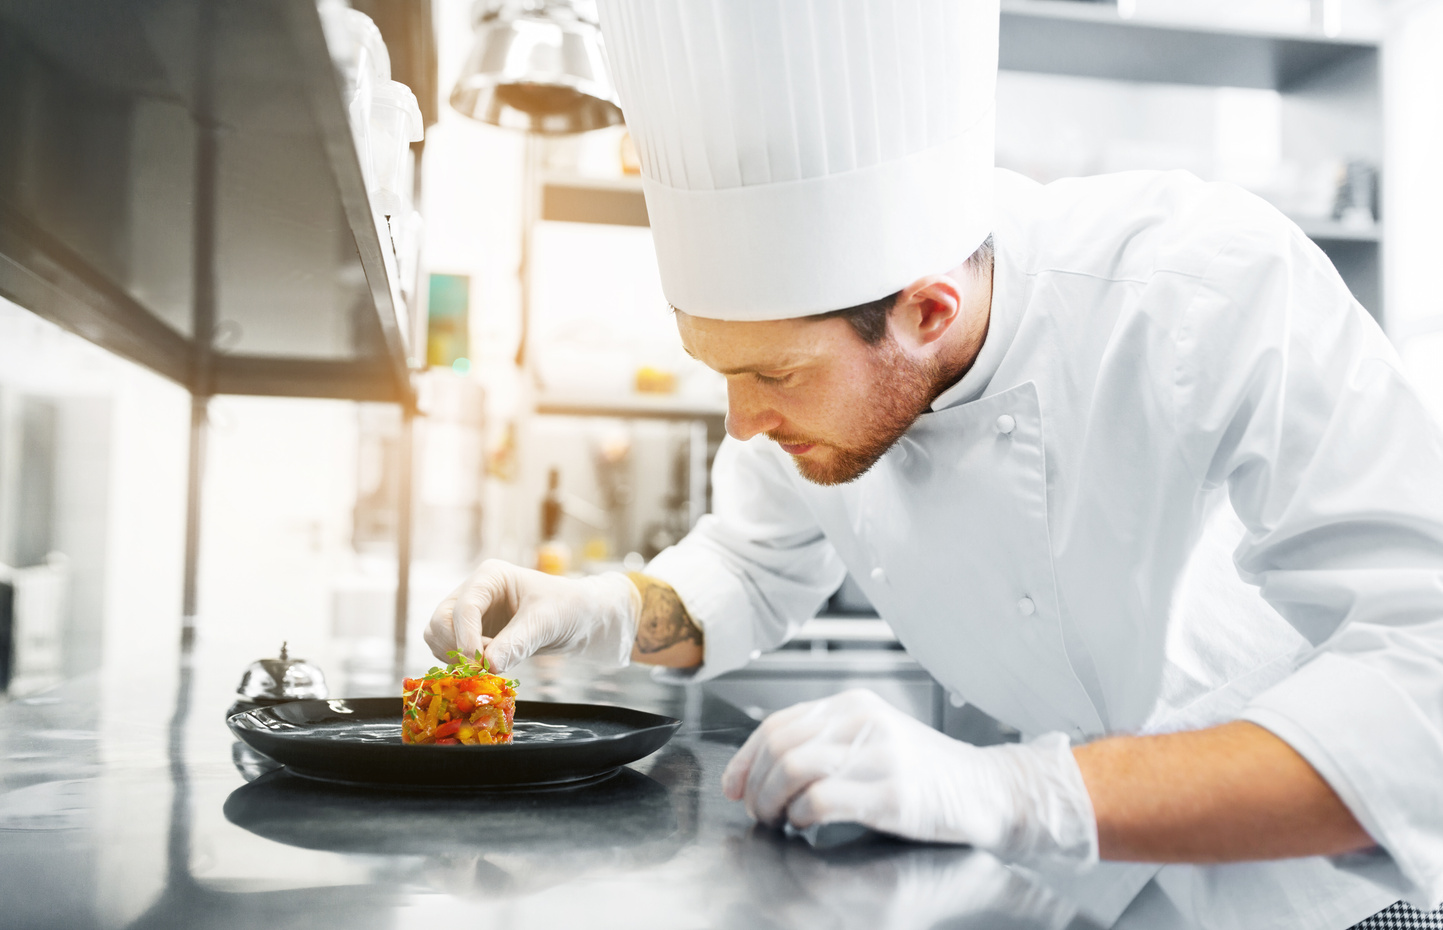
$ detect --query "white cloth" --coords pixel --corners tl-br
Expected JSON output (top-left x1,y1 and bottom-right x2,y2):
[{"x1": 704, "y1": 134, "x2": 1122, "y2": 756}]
[
  {"x1": 648, "y1": 168, "x2": 1443, "y2": 929},
  {"x1": 595, "y1": 0, "x2": 997, "y2": 319}
]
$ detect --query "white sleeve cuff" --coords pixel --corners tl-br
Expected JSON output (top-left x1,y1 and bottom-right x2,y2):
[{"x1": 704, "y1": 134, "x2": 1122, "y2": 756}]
[
  {"x1": 1241, "y1": 652, "x2": 1443, "y2": 909},
  {"x1": 643, "y1": 535, "x2": 770, "y2": 684}
]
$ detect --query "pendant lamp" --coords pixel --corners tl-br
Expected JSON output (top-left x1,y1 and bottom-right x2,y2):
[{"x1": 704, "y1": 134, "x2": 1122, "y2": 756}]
[{"x1": 450, "y1": 0, "x2": 622, "y2": 134}]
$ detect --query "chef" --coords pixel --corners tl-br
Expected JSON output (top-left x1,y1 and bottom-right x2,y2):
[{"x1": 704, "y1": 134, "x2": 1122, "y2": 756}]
[{"x1": 424, "y1": 1, "x2": 1443, "y2": 926}]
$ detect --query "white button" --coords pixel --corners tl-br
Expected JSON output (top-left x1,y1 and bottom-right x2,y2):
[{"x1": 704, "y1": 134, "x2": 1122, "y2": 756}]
[
  {"x1": 996, "y1": 414, "x2": 1016, "y2": 435},
  {"x1": 870, "y1": 566, "x2": 886, "y2": 584},
  {"x1": 1017, "y1": 596, "x2": 1035, "y2": 617},
  {"x1": 948, "y1": 690, "x2": 966, "y2": 708},
  {"x1": 749, "y1": 649, "x2": 762, "y2": 661}
]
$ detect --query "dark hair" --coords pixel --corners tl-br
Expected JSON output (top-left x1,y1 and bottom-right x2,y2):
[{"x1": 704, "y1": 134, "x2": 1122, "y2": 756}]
[
  {"x1": 810, "y1": 291, "x2": 897, "y2": 345},
  {"x1": 813, "y1": 235, "x2": 995, "y2": 346}
]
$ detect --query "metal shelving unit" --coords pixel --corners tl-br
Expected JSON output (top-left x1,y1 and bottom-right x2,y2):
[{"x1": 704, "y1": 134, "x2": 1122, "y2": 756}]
[
  {"x1": 997, "y1": 0, "x2": 1385, "y2": 320},
  {"x1": 1290, "y1": 215, "x2": 1381, "y2": 243},
  {"x1": 0, "y1": 0, "x2": 431, "y2": 667},
  {"x1": 535, "y1": 390, "x2": 725, "y2": 425},
  {"x1": 0, "y1": 1, "x2": 417, "y2": 404},
  {"x1": 541, "y1": 174, "x2": 649, "y2": 228},
  {"x1": 998, "y1": 0, "x2": 1378, "y2": 90}
]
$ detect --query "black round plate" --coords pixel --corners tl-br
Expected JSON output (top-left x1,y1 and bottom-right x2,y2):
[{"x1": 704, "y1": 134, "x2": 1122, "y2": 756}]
[{"x1": 227, "y1": 698, "x2": 681, "y2": 789}]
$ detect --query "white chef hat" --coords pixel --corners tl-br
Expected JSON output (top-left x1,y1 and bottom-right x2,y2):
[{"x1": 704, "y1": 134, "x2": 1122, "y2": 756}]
[{"x1": 596, "y1": 0, "x2": 999, "y2": 321}]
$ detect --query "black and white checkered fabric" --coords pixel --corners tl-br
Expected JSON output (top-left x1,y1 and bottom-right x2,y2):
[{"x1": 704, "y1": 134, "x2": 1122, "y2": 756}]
[{"x1": 1350, "y1": 902, "x2": 1443, "y2": 929}]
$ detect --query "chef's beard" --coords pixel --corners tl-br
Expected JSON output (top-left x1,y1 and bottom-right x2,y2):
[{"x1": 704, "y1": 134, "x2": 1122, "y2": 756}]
[{"x1": 773, "y1": 337, "x2": 941, "y2": 487}]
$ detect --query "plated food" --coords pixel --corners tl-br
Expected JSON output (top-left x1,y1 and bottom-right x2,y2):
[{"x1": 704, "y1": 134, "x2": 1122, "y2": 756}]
[{"x1": 402, "y1": 651, "x2": 518, "y2": 746}]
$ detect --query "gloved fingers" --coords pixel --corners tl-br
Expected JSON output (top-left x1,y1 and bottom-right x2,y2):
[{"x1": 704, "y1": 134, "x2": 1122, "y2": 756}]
[
  {"x1": 423, "y1": 592, "x2": 459, "y2": 661},
  {"x1": 748, "y1": 741, "x2": 851, "y2": 826},
  {"x1": 722, "y1": 714, "x2": 786, "y2": 801},
  {"x1": 452, "y1": 561, "x2": 518, "y2": 659},
  {"x1": 722, "y1": 698, "x2": 837, "y2": 800},
  {"x1": 786, "y1": 776, "x2": 883, "y2": 833},
  {"x1": 742, "y1": 706, "x2": 860, "y2": 810},
  {"x1": 482, "y1": 626, "x2": 522, "y2": 673},
  {"x1": 482, "y1": 601, "x2": 560, "y2": 673}
]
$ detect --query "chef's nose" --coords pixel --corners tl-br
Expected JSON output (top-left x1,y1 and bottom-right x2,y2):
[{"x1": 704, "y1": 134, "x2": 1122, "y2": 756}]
[{"x1": 724, "y1": 382, "x2": 782, "y2": 441}]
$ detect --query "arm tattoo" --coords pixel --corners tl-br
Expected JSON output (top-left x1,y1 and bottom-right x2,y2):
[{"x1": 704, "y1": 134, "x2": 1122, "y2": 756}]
[{"x1": 628, "y1": 573, "x2": 704, "y2": 655}]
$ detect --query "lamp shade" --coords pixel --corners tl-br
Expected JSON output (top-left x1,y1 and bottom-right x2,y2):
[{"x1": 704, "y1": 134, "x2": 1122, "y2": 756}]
[{"x1": 450, "y1": 0, "x2": 623, "y2": 134}]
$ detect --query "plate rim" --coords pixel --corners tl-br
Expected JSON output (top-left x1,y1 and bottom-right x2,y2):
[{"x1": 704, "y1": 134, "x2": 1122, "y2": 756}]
[{"x1": 226, "y1": 696, "x2": 682, "y2": 751}]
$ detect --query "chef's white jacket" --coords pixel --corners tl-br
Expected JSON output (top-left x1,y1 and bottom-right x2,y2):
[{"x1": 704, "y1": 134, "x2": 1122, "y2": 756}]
[{"x1": 647, "y1": 169, "x2": 1443, "y2": 929}]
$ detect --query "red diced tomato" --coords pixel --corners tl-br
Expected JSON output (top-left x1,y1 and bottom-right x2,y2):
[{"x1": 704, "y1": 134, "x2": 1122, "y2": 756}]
[{"x1": 403, "y1": 671, "x2": 516, "y2": 746}]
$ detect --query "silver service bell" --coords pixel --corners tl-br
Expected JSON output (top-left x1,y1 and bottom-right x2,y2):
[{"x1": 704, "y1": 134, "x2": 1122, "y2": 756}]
[{"x1": 229, "y1": 642, "x2": 328, "y2": 718}]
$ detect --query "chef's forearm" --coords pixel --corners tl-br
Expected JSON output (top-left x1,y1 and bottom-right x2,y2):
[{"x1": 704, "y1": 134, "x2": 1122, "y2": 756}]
[
  {"x1": 626, "y1": 573, "x2": 704, "y2": 668},
  {"x1": 1073, "y1": 720, "x2": 1374, "y2": 862}
]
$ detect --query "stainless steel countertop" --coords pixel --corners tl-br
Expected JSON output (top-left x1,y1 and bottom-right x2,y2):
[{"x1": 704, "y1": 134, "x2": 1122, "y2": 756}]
[{"x1": 0, "y1": 650, "x2": 1104, "y2": 930}]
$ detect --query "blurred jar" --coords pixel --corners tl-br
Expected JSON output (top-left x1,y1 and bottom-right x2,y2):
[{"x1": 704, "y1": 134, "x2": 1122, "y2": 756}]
[
  {"x1": 323, "y1": 4, "x2": 392, "y2": 184},
  {"x1": 366, "y1": 81, "x2": 425, "y2": 216}
]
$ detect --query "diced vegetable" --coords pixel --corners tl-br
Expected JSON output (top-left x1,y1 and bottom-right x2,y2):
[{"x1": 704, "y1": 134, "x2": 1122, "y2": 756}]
[{"x1": 401, "y1": 650, "x2": 518, "y2": 746}]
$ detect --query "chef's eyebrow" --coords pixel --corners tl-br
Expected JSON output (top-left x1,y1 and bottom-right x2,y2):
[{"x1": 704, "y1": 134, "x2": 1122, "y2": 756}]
[
  {"x1": 681, "y1": 343, "x2": 794, "y2": 377},
  {"x1": 674, "y1": 305, "x2": 777, "y2": 372},
  {"x1": 681, "y1": 343, "x2": 748, "y2": 374}
]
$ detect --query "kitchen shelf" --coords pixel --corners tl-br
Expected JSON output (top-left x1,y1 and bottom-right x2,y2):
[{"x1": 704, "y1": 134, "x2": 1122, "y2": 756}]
[
  {"x1": 281, "y1": 0, "x2": 414, "y2": 397},
  {"x1": 535, "y1": 390, "x2": 725, "y2": 423},
  {"x1": 0, "y1": 0, "x2": 416, "y2": 406},
  {"x1": 791, "y1": 617, "x2": 899, "y2": 644},
  {"x1": 0, "y1": 0, "x2": 436, "y2": 678},
  {"x1": 538, "y1": 175, "x2": 1381, "y2": 260},
  {"x1": 997, "y1": 0, "x2": 1385, "y2": 322},
  {"x1": 998, "y1": 0, "x2": 1378, "y2": 90},
  {"x1": 541, "y1": 174, "x2": 649, "y2": 227},
  {"x1": 737, "y1": 649, "x2": 925, "y2": 676},
  {"x1": 1290, "y1": 216, "x2": 1381, "y2": 243}
]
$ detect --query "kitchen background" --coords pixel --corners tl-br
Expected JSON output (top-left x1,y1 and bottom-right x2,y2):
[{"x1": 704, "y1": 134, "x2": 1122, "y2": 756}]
[{"x1": 1, "y1": 0, "x2": 1442, "y2": 732}]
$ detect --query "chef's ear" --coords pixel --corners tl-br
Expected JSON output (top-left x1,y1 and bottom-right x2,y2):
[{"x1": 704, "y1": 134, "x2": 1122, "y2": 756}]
[{"x1": 890, "y1": 275, "x2": 962, "y2": 349}]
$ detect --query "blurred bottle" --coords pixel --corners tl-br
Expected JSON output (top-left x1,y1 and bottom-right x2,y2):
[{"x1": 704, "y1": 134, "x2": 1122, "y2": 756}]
[
  {"x1": 1333, "y1": 160, "x2": 1377, "y2": 230},
  {"x1": 536, "y1": 467, "x2": 571, "y2": 575},
  {"x1": 620, "y1": 131, "x2": 641, "y2": 175}
]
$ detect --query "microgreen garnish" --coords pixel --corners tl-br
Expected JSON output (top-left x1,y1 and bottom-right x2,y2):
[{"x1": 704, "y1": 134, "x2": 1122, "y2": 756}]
[{"x1": 402, "y1": 650, "x2": 518, "y2": 721}]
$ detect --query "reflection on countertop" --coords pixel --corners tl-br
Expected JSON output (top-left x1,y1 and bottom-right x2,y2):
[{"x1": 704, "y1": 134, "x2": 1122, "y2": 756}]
[{"x1": 0, "y1": 649, "x2": 1101, "y2": 930}]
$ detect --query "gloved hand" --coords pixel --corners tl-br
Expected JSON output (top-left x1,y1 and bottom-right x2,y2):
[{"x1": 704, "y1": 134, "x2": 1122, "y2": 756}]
[
  {"x1": 721, "y1": 689, "x2": 1099, "y2": 872},
  {"x1": 423, "y1": 560, "x2": 640, "y2": 673}
]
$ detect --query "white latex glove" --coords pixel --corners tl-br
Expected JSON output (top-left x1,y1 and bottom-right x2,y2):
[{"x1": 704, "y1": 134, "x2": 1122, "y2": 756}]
[
  {"x1": 721, "y1": 689, "x2": 1099, "y2": 872},
  {"x1": 424, "y1": 559, "x2": 640, "y2": 672}
]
